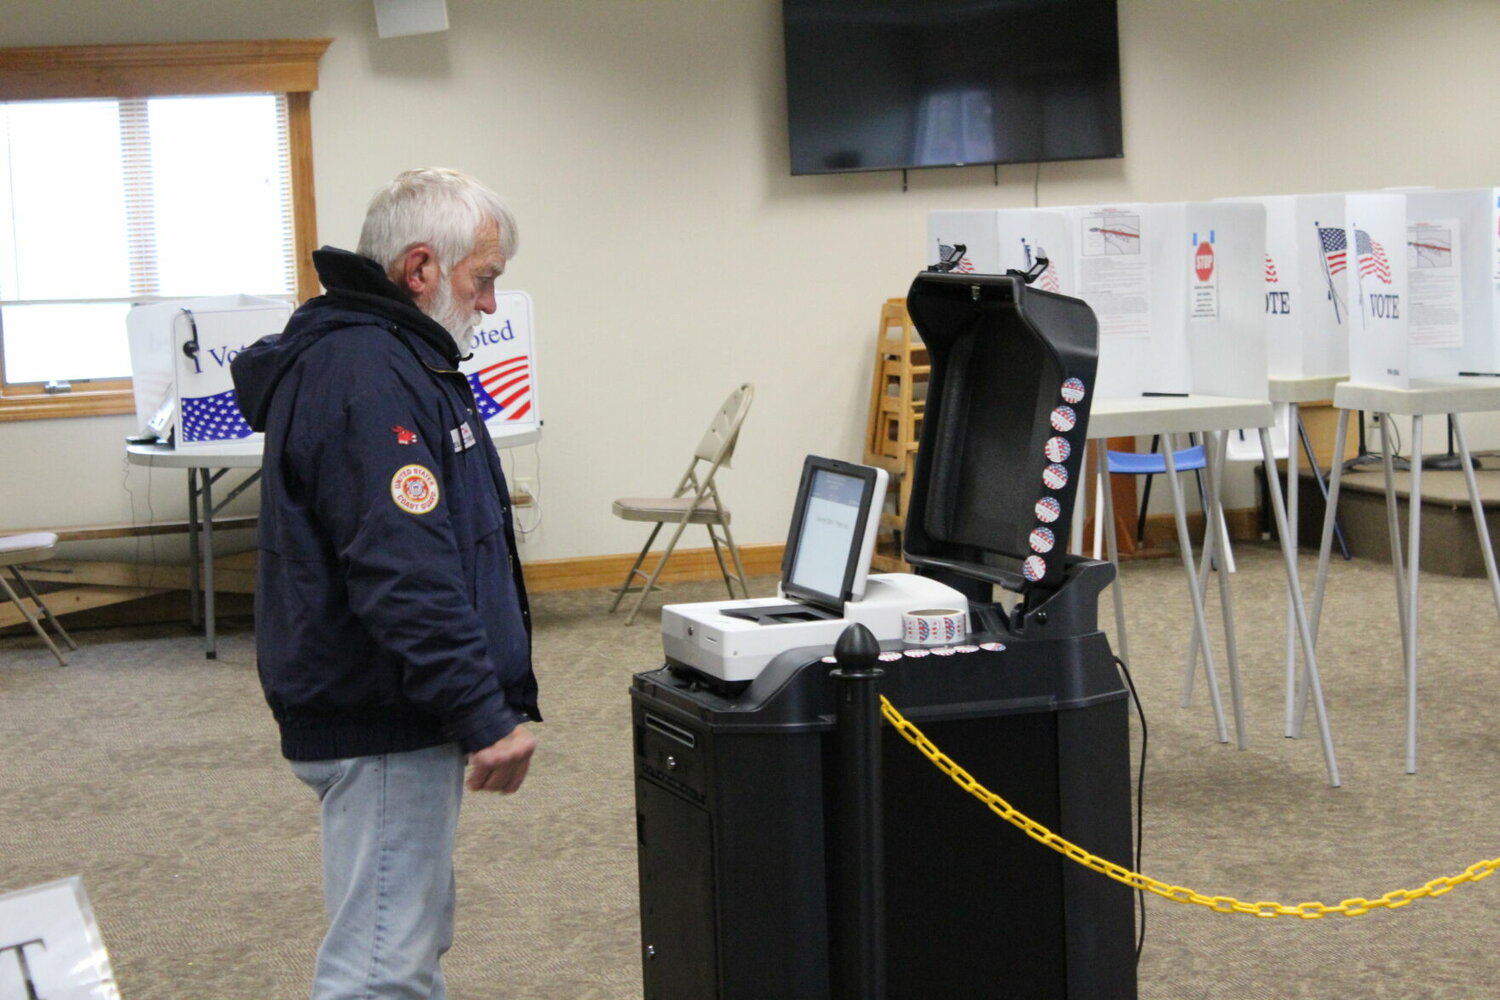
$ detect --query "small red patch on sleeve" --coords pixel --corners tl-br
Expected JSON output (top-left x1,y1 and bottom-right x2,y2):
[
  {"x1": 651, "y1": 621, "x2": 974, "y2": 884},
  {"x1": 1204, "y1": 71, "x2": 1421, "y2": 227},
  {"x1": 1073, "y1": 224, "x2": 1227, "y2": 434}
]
[{"x1": 393, "y1": 425, "x2": 418, "y2": 445}]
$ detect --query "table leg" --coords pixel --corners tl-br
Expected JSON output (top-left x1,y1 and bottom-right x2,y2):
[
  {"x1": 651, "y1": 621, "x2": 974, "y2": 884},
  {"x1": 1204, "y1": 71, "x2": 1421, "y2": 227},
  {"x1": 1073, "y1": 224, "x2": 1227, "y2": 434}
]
[
  {"x1": 1164, "y1": 433, "x2": 1230, "y2": 743},
  {"x1": 1307, "y1": 408, "x2": 1351, "y2": 739},
  {"x1": 1402, "y1": 415, "x2": 1423, "y2": 772},
  {"x1": 202, "y1": 468, "x2": 218, "y2": 661},
  {"x1": 1284, "y1": 403, "x2": 1299, "y2": 737},
  {"x1": 1378, "y1": 416, "x2": 1411, "y2": 665},
  {"x1": 187, "y1": 468, "x2": 202, "y2": 630},
  {"x1": 1261, "y1": 426, "x2": 1340, "y2": 786},
  {"x1": 1203, "y1": 430, "x2": 1247, "y2": 749},
  {"x1": 1097, "y1": 441, "x2": 1130, "y2": 666},
  {"x1": 1452, "y1": 416, "x2": 1500, "y2": 621}
]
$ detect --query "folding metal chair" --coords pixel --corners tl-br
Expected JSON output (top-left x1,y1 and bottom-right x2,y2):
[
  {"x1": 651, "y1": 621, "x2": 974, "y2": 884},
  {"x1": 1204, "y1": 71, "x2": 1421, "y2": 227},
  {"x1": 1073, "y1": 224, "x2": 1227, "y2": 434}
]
[
  {"x1": 609, "y1": 384, "x2": 753, "y2": 625},
  {"x1": 0, "y1": 532, "x2": 77, "y2": 665}
]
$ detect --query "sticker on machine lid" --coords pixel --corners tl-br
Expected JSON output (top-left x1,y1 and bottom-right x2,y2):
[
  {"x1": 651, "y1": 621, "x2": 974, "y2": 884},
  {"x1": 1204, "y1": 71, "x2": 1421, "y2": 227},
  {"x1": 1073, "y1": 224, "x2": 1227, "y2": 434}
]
[
  {"x1": 1044, "y1": 436, "x2": 1072, "y2": 462},
  {"x1": 1029, "y1": 526, "x2": 1056, "y2": 554},
  {"x1": 1061, "y1": 377, "x2": 1086, "y2": 404},
  {"x1": 1034, "y1": 496, "x2": 1062, "y2": 523},
  {"x1": 1022, "y1": 555, "x2": 1047, "y2": 581},
  {"x1": 1042, "y1": 463, "x2": 1069, "y2": 490},
  {"x1": 1050, "y1": 405, "x2": 1077, "y2": 432}
]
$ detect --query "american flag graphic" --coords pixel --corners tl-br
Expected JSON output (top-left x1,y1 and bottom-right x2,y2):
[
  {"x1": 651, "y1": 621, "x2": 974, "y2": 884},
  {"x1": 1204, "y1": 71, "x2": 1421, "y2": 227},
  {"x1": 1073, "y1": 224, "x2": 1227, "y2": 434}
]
[
  {"x1": 467, "y1": 355, "x2": 533, "y2": 421},
  {"x1": 1038, "y1": 265, "x2": 1060, "y2": 292},
  {"x1": 182, "y1": 388, "x2": 254, "y2": 442},
  {"x1": 1354, "y1": 229, "x2": 1392, "y2": 284},
  {"x1": 1317, "y1": 226, "x2": 1348, "y2": 276},
  {"x1": 1264, "y1": 254, "x2": 1279, "y2": 283}
]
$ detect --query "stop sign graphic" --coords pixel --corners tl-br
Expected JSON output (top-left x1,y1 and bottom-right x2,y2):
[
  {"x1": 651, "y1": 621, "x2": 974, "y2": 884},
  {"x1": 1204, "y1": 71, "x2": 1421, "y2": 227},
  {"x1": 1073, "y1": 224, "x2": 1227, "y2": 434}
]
[{"x1": 1194, "y1": 241, "x2": 1215, "y2": 282}]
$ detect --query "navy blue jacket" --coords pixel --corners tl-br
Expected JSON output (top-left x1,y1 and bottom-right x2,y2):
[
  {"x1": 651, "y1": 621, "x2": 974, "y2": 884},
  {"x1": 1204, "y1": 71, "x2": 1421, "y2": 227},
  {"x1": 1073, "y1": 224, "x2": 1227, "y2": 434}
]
[{"x1": 231, "y1": 247, "x2": 539, "y2": 762}]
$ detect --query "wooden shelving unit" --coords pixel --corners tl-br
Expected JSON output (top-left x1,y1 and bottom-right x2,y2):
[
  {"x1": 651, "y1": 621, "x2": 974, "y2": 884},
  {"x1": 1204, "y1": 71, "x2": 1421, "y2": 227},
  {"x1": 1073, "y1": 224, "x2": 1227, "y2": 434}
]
[{"x1": 863, "y1": 298, "x2": 928, "y2": 572}]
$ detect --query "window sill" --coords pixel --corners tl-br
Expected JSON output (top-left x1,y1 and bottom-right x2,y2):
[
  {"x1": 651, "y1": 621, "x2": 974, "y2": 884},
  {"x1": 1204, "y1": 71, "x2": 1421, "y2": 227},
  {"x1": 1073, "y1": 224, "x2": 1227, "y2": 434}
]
[{"x1": 0, "y1": 387, "x2": 137, "y2": 422}]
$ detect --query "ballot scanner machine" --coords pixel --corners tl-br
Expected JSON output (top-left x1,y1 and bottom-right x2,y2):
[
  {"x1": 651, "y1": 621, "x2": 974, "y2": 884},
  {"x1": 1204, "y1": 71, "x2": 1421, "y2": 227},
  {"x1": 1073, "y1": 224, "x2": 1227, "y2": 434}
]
[
  {"x1": 632, "y1": 270, "x2": 1136, "y2": 1000},
  {"x1": 660, "y1": 455, "x2": 973, "y2": 686}
]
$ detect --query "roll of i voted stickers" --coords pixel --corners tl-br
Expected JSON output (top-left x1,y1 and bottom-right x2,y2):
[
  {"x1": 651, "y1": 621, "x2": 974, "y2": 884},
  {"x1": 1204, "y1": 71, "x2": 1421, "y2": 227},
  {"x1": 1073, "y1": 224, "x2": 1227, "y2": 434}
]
[
  {"x1": 1050, "y1": 405, "x2": 1077, "y2": 432},
  {"x1": 903, "y1": 608, "x2": 968, "y2": 646},
  {"x1": 1043, "y1": 463, "x2": 1068, "y2": 489},
  {"x1": 1029, "y1": 526, "x2": 1056, "y2": 553},
  {"x1": 1035, "y1": 496, "x2": 1062, "y2": 522},
  {"x1": 1022, "y1": 555, "x2": 1047, "y2": 582},
  {"x1": 1061, "y1": 377, "x2": 1086, "y2": 404},
  {"x1": 1044, "y1": 436, "x2": 1072, "y2": 463}
]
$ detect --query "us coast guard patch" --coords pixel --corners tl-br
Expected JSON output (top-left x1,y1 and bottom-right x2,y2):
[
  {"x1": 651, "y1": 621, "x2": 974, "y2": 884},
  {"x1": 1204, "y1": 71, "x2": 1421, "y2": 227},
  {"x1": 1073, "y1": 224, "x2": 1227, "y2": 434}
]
[{"x1": 391, "y1": 465, "x2": 440, "y2": 514}]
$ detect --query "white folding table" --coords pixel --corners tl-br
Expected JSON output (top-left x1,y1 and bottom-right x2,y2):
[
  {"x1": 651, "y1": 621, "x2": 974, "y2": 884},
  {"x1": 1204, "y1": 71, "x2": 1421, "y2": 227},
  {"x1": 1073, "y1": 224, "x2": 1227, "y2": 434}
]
[
  {"x1": 1089, "y1": 392, "x2": 1340, "y2": 786},
  {"x1": 1312, "y1": 379, "x2": 1500, "y2": 773},
  {"x1": 125, "y1": 443, "x2": 262, "y2": 659}
]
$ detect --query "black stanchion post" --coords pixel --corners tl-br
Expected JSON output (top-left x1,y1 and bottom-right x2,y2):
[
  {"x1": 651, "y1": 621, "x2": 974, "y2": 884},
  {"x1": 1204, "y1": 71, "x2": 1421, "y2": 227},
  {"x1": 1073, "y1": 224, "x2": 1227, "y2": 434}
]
[{"x1": 831, "y1": 622, "x2": 886, "y2": 1000}]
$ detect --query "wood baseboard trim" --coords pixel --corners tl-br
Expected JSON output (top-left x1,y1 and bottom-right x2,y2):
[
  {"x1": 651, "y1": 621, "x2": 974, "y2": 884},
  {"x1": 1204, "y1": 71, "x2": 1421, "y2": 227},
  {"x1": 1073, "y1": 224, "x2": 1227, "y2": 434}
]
[
  {"x1": 524, "y1": 509, "x2": 1260, "y2": 593},
  {"x1": 1137, "y1": 506, "x2": 1260, "y2": 548},
  {"x1": 521, "y1": 543, "x2": 785, "y2": 593}
]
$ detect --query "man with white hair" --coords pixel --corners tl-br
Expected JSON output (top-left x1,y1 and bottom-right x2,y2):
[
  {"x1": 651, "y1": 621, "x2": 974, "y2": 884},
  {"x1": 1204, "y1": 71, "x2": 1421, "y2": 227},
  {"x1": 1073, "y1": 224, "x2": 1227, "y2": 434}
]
[{"x1": 232, "y1": 167, "x2": 538, "y2": 999}]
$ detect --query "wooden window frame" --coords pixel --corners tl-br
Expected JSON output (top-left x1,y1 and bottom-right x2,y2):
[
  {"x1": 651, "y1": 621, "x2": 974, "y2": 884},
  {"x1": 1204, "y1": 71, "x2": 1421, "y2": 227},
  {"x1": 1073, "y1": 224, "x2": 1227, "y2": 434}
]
[{"x1": 0, "y1": 38, "x2": 331, "y2": 422}]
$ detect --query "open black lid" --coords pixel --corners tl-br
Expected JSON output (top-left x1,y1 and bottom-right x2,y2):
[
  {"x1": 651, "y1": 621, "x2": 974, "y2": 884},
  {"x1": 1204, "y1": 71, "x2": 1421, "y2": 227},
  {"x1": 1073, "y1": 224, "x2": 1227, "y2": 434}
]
[{"x1": 902, "y1": 271, "x2": 1099, "y2": 596}]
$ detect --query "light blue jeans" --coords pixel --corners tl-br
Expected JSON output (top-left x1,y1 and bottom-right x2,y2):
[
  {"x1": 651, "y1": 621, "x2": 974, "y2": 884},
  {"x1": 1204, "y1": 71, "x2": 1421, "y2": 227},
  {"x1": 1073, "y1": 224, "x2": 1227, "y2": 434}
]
[{"x1": 291, "y1": 742, "x2": 466, "y2": 1000}]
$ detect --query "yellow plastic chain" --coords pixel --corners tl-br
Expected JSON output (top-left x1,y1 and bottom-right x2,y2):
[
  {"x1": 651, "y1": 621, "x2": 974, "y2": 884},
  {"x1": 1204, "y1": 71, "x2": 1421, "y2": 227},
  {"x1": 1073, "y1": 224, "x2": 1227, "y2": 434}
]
[{"x1": 879, "y1": 695, "x2": 1500, "y2": 918}]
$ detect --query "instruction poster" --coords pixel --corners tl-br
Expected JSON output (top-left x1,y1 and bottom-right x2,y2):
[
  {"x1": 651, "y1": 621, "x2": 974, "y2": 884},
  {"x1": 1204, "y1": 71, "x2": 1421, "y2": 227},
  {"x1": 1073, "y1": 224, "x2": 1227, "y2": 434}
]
[
  {"x1": 1189, "y1": 231, "x2": 1219, "y2": 320},
  {"x1": 1078, "y1": 209, "x2": 1150, "y2": 337},
  {"x1": 1406, "y1": 218, "x2": 1463, "y2": 348}
]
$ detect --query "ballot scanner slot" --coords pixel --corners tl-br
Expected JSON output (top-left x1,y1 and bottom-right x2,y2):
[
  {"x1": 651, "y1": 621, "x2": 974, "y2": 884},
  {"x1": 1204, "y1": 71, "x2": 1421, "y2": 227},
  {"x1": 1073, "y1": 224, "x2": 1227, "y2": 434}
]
[
  {"x1": 644, "y1": 712, "x2": 698, "y2": 750},
  {"x1": 719, "y1": 603, "x2": 840, "y2": 625}
]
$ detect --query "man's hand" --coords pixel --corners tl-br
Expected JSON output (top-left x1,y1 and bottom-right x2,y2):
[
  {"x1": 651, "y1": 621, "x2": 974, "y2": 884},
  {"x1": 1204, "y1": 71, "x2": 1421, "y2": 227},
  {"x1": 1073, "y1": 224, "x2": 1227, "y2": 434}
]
[{"x1": 466, "y1": 725, "x2": 535, "y2": 793}]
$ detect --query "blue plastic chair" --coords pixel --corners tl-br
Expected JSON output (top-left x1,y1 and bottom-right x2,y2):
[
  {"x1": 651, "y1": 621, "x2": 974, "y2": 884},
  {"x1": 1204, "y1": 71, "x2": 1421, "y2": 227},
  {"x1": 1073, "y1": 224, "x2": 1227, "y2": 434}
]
[{"x1": 1106, "y1": 435, "x2": 1208, "y2": 546}]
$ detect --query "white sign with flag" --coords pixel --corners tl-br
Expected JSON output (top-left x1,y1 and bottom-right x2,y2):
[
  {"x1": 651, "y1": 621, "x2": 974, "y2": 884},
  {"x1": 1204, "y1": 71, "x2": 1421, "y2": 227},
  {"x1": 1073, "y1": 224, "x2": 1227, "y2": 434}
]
[
  {"x1": 1345, "y1": 192, "x2": 1410, "y2": 387},
  {"x1": 459, "y1": 290, "x2": 541, "y2": 448}
]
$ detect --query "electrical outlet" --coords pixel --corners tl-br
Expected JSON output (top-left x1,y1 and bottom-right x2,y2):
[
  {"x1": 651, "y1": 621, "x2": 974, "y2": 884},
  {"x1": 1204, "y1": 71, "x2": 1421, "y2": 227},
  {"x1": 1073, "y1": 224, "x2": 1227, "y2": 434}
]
[{"x1": 515, "y1": 477, "x2": 535, "y2": 498}]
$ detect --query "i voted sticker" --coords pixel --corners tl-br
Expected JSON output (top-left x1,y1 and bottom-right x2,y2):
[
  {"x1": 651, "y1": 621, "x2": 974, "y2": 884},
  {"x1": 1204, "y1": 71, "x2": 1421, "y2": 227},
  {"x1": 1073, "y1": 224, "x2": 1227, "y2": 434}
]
[
  {"x1": 1035, "y1": 496, "x2": 1062, "y2": 523},
  {"x1": 1022, "y1": 555, "x2": 1047, "y2": 582},
  {"x1": 1061, "y1": 377, "x2": 1086, "y2": 404},
  {"x1": 1045, "y1": 436, "x2": 1072, "y2": 463},
  {"x1": 1029, "y1": 526, "x2": 1056, "y2": 553},
  {"x1": 1043, "y1": 463, "x2": 1069, "y2": 490},
  {"x1": 1050, "y1": 405, "x2": 1077, "y2": 432}
]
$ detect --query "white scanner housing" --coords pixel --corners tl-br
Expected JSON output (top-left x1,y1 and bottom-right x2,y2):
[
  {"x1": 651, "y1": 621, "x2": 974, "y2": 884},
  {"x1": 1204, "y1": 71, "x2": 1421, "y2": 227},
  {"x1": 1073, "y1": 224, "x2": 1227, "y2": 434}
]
[{"x1": 661, "y1": 573, "x2": 971, "y2": 683}]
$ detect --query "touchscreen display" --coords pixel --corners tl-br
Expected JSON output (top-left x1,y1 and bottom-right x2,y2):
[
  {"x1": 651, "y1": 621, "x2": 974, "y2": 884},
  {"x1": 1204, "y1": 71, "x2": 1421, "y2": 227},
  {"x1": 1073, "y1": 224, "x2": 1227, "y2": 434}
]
[{"x1": 787, "y1": 468, "x2": 865, "y2": 601}]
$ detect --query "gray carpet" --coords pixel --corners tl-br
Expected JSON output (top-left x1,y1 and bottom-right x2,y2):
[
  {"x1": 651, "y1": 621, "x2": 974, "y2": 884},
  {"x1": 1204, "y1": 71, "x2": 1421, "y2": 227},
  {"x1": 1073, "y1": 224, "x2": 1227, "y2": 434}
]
[{"x1": 2, "y1": 544, "x2": 1499, "y2": 998}]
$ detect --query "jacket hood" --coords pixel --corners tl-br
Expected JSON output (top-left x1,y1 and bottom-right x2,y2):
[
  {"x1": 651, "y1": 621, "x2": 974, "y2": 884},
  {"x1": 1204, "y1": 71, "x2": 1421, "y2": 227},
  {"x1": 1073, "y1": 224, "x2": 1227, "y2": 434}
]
[{"x1": 231, "y1": 247, "x2": 463, "y2": 431}]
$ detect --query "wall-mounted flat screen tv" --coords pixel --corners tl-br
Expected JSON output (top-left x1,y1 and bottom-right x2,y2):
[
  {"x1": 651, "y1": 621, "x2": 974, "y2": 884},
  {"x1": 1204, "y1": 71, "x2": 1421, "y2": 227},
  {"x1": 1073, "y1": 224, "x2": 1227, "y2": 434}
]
[{"x1": 783, "y1": 0, "x2": 1123, "y2": 176}]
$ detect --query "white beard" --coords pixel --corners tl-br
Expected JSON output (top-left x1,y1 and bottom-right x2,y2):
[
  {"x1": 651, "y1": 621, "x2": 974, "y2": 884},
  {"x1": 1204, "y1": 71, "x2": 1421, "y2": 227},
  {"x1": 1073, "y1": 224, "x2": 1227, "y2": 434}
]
[{"x1": 425, "y1": 276, "x2": 481, "y2": 355}]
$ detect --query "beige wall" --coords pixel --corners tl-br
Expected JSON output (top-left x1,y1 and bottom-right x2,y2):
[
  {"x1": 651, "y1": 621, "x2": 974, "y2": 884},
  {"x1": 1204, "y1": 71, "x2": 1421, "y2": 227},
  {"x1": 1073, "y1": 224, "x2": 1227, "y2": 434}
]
[{"x1": 4, "y1": 0, "x2": 1499, "y2": 561}]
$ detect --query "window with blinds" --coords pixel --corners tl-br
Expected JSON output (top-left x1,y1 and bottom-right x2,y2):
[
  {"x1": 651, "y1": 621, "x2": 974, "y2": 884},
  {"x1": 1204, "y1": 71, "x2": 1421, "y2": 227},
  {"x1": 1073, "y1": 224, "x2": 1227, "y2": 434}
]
[{"x1": 0, "y1": 92, "x2": 296, "y2": 387}]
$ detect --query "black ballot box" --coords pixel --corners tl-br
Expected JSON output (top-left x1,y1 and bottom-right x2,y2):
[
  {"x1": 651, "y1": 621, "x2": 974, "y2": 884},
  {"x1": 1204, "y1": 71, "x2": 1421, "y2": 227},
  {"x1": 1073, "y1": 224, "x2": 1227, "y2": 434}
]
[
  {"x1": 632, "y1": 559, "x2": 1135, "y2": 1000},
  {"x1": 632, "y1": 270, "x2": 1136, "y2": 998}
]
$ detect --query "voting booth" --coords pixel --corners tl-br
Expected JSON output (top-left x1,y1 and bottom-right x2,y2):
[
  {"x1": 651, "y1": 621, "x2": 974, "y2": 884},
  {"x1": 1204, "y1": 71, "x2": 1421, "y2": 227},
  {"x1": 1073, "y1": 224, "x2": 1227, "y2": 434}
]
[
  {"x1": 1401, "y1": 188, "x2": 1500, "y2": 380},
  {"x1": 125, "y1": 294, "x2": 293, "y2": 453},
  {"x1": 930, "y1": 203, "x2": 1268, "y2": 400},
  {"x1": 127, "y1": 291, "x2": 540, "y2": 450},
  {"x1": 632, "y1": 272, "x2": 1135, "y2": 999}
]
